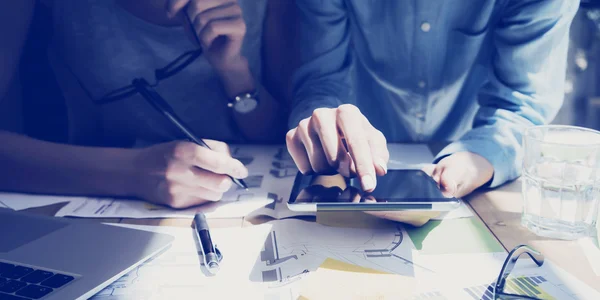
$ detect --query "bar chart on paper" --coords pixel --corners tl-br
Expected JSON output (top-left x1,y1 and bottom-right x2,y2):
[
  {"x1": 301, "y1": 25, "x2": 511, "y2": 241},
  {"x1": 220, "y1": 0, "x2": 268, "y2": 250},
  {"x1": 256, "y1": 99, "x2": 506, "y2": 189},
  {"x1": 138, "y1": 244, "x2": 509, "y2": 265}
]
[
  {"x1": 462, "y1": 276, "x2": 553, "y2": 300},
  {"x1": 412, "y1": 275, "x2": 582, "y2": 300}
]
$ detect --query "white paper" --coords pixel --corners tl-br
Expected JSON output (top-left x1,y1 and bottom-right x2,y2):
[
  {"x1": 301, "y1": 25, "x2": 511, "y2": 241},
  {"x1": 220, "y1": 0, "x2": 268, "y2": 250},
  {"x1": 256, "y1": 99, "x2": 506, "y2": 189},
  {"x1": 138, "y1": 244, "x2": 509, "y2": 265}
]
[
  {"x1": 92, "y1": 220, "x2": 599, "y2": 300},
  {"x1": 92, "y1": 219, "x2": 420, "y2": 299},
  {"x1": 579, "y1": 237, "x2": 600, "y2": 276},
  {"x1": 410, "y1": 252, "x2": 600, "y2": 300},
  {"x1": 0, "y1": 193, "x2": 80, "y2": 211},
  {"x1": 92, "y1": 223, "x2": 295, "y2": 299}
]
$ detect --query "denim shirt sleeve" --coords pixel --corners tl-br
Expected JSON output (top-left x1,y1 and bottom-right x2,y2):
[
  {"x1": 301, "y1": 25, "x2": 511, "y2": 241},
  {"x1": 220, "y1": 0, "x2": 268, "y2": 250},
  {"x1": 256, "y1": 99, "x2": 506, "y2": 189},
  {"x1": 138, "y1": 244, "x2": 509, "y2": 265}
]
[
  {"x1": 288, "y1": 0, "x2": 351, "y2": 129},
  {"x1": 435, "y1": 0, "x2": 580, "y2": 188}
]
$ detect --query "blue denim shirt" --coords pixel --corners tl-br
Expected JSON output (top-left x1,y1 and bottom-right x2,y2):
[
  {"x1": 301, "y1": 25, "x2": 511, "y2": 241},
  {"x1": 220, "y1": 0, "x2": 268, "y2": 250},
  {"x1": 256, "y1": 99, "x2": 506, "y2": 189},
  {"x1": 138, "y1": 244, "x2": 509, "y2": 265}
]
[{"x1": 290, "y1": 0, "x2": 579, "y2": 188}]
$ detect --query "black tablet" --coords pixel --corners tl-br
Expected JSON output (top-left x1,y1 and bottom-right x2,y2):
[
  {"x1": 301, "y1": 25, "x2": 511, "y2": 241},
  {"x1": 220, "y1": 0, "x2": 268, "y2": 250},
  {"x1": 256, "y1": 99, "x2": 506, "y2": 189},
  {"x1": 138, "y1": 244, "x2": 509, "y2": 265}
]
[{"x1": 287, "y1": 169, "x2": 461, "y2": 212}]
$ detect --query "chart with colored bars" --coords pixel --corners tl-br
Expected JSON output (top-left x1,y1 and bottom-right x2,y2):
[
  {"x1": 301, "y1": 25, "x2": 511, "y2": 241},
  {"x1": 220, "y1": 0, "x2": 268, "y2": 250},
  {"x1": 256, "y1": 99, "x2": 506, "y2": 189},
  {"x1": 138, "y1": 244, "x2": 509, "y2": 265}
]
[
  {"x1": 463, "y1": 276, "x2": 552, "y2": 300},
  {"x1": 410, "y1": 274, "x2": 583, "y2": 300}
]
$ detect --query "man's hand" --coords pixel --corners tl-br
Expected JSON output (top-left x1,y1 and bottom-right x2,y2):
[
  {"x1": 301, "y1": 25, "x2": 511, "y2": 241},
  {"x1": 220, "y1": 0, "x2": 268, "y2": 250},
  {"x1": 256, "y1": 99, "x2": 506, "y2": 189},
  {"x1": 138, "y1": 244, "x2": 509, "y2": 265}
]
[
  {"x1": 286, "y1": 104, "x2": 389, "y2": 192},
  {"x1": 366, "y1": 152, "x2": 494, "y2": 225},
  {"x1": 422, "y1": 151, "x2": 494, "y2": 199},
  {"x1": 166, "y1": 0, "x2": 247, "y2": 72},
  {"x1": 131, "y1": 140, "x2": 248, "y2": 209}
]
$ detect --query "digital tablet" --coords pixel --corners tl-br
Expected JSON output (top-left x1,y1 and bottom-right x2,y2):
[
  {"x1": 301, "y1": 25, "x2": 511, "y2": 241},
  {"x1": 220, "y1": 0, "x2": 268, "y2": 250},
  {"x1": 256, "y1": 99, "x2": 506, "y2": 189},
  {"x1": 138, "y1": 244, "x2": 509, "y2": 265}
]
[{"x1": 287, "y1": 169, "x2": 461, "y2": 212}]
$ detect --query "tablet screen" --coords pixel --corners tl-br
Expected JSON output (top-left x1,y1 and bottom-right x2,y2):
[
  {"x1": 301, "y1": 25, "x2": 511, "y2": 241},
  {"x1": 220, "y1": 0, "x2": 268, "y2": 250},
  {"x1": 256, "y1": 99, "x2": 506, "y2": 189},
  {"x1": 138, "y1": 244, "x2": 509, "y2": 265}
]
[{"x1": 288, "y1": 169, "x2": 456, "y2": 204}]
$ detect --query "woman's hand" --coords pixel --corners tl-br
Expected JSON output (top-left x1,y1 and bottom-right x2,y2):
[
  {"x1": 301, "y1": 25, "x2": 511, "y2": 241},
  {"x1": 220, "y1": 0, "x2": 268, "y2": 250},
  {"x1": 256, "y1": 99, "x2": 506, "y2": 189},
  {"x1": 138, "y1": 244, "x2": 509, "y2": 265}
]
[
  {"x1": 131, "y1": 140, "x2": 248, "y2": 209},
  {"x1": 166, "y1": 0, "x2": 247, "y2": 72}
]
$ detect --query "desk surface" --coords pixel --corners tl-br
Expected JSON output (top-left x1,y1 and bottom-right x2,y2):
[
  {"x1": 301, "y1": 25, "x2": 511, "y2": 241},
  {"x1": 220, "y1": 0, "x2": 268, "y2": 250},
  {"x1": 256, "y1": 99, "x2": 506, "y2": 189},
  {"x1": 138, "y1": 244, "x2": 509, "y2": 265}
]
[{"x1": 25, "y1": 179, "x2": 600, "y2": 293}]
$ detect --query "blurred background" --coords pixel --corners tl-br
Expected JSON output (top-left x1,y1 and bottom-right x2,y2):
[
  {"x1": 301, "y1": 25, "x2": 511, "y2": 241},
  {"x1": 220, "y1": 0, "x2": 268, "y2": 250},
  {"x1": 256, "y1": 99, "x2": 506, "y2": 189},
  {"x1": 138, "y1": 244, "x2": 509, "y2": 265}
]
[{"x1": 11, "y1": 0, "x2": 600, "y2": 143}]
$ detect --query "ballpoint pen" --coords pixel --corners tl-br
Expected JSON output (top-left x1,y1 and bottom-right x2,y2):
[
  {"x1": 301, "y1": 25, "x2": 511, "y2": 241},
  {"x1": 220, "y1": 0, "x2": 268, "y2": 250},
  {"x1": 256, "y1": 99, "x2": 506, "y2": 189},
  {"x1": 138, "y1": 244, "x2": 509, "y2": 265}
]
[
  {"x1": 132, "y1": 78, "x2": 249, "y2": 190},
  {"x1": 194, "y1": 212, "x2": 222, "y2": 275}
]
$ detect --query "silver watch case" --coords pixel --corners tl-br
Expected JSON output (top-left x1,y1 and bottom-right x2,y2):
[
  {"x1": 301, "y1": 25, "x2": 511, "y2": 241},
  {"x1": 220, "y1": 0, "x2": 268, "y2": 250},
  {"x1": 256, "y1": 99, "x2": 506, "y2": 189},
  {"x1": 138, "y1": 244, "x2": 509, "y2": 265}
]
[{"x1": 228, "y1": 91, "x2": 258, "y2": 114}]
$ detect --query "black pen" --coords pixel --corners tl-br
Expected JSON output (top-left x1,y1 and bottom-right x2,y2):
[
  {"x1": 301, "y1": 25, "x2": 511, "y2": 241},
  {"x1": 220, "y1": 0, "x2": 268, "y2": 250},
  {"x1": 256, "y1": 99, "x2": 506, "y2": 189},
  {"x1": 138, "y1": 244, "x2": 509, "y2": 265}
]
[
  {"x1": 194, "y1": 212, "x2": 221, "y2": 275},
  {"x1": 132, "y1": 78, "x2": 248, "y2": 190}
]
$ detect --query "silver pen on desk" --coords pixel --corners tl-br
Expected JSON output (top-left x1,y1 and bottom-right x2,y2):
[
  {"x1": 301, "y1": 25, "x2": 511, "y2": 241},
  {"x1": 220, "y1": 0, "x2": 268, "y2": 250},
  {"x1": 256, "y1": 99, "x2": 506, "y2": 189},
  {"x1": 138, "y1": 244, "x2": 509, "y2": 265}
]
[{"x1": 194, "y1": 212, "x2": 221, "y2": 275}]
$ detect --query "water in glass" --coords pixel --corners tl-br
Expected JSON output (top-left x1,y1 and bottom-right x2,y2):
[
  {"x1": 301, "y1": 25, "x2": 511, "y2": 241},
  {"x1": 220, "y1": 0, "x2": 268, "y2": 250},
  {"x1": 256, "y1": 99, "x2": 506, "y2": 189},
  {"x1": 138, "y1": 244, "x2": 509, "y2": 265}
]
[{"x1": 522, "y1": 125, "x2": 600, "y2": 240}]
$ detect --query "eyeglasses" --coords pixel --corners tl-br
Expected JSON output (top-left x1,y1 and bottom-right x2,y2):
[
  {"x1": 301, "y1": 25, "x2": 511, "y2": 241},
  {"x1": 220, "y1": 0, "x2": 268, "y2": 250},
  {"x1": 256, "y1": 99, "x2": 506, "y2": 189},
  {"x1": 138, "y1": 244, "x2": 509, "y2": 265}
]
[
  {"x1": 94, "y1": 49, "x2": 203, "y2": 105},
  {"x1": 91, "y1": 12, "x2": 203, "y2": 106},
  {"x1": 491, "y1": 244, "x2": 545, "y2": 300}
]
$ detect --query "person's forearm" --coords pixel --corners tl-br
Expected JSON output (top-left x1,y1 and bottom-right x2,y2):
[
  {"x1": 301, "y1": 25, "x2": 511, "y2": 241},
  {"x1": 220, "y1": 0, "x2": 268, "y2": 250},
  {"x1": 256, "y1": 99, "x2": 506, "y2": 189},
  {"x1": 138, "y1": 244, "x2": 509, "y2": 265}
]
[
  {"x1": 0, "y1": 131, "x2": 139, "y2": 197},
  {"x1": 217, "y1": 59, "x2": 287, "y2": 142}
]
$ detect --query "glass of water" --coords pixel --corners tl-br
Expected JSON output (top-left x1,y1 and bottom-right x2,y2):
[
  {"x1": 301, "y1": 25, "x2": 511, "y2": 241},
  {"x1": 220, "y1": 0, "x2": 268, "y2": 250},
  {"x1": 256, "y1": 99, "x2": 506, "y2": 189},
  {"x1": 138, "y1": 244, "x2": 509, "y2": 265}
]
[{"x1": 522, "y1": 125, "x2": 600, "y2": 240}]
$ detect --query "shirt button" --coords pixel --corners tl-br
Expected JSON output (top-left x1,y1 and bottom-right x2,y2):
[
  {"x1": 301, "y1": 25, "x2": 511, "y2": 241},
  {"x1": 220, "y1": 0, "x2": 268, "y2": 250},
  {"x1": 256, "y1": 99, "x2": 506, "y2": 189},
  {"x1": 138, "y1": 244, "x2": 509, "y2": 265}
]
[
  {"x1": 415, "y1": 112, "x2": 425, "y2": 119},
  {"x1": 420, "y1": 22, "x2": 431, "y2": 32},
  {"x1": 418, "y1": 81, "x2": 426, "y2": 88}
]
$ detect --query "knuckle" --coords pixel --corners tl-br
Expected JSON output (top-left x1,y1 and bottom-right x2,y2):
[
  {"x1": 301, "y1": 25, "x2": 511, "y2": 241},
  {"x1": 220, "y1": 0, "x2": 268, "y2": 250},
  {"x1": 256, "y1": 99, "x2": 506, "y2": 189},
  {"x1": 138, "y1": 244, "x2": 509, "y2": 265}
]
[
  {"x1": 164, "y1": 161, "x2": 181, "y2": 179},
  {"x1": 337, "y1": 104, "x2": 360, "y2": 116},
  {"x1": 213, "y1": 140, "x2": 229, "y2": 152},
  {"x1": 375, "y1": 130, "x2": 387, "y2": 144},
  {"x1": 171, "y1": 141, "x2": 193, "y2": 160},
  {"x1": 285, "y1": 129, "x2": 296, "y2": 144},
  {"x1": 298, "y1": 118, "x2": 310, "y2": 131},
  {"x1": 311, "y1": 108, "x2": 329, "y2": 124},
  {"x1": 212, "y1": 155, "x2": 230, "y2": 173},
  {"x1": 166, "y1": 184, "x2": 179, "y2": 198}
]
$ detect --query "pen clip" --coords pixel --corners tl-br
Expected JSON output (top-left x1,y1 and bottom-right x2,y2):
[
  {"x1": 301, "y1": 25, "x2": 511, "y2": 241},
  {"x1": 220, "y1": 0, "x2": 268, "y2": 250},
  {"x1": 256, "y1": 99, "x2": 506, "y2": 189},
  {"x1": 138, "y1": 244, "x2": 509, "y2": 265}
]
[{"x1": 214, "y1": 246, "x2": 223, "y2": 262}]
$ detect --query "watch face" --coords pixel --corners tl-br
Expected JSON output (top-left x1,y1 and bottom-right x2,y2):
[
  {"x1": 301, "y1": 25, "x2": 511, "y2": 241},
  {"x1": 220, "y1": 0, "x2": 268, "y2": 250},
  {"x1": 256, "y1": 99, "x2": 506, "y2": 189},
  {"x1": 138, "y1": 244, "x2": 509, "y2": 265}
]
[{"x1": 234, "y1": 98, "x2": 258, "y2": 114}]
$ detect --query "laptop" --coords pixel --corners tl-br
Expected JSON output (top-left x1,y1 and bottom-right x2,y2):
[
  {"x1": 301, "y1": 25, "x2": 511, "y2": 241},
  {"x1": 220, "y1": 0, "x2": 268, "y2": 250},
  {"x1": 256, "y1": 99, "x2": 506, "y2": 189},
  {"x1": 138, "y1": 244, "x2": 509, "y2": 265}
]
[{"x1": 0, "y1": 208, "x2": 174, "y2": 300}]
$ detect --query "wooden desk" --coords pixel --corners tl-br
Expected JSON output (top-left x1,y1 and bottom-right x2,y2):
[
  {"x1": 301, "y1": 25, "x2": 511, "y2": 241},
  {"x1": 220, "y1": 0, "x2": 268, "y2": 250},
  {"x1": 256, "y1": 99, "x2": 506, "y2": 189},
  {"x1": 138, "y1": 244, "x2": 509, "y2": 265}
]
[{"x1": 467, "y1": 179, "x2": 600, "y2": 291}]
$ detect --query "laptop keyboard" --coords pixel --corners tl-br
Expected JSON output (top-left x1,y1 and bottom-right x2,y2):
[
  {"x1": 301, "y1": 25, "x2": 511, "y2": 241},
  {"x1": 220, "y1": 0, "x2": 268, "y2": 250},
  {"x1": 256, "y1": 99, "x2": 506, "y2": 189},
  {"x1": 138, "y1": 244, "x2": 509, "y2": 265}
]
[{"x1": 0, "y1": 262, "x2": 75, "y2": 300}]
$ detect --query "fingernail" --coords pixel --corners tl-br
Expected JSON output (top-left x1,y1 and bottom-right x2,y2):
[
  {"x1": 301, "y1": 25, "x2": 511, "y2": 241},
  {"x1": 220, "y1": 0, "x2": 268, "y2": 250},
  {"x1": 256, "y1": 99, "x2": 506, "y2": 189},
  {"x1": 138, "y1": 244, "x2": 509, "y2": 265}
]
[
  {"x1": 361, "y1": 175, "x2": 375, "y2": 191},
  {"x1": 375, "y1": 158, "x2": 388, "y2": 174}
]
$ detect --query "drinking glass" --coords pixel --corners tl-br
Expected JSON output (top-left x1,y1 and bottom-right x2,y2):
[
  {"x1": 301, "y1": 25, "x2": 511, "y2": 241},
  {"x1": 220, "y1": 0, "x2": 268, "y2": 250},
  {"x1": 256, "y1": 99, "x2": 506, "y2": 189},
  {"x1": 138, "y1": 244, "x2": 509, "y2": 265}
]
[{"x1": 522, "y1": 125, "x2": 600, "y2": 240}]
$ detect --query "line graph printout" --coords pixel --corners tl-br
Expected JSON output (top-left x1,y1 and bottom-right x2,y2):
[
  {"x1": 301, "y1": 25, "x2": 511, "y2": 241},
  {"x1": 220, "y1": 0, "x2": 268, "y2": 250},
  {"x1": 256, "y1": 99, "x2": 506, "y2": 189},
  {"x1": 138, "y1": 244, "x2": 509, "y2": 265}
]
[{"x1": 249, "y1": 219, "x2": 423, "y2": 287}]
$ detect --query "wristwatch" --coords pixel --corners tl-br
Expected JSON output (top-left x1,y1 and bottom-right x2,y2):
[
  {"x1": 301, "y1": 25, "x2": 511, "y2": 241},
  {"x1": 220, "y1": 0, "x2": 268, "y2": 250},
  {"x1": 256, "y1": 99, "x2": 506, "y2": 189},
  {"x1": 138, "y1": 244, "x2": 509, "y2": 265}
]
[{"x1": 228, "y1": 90, "x2": 259, "y2": 114}]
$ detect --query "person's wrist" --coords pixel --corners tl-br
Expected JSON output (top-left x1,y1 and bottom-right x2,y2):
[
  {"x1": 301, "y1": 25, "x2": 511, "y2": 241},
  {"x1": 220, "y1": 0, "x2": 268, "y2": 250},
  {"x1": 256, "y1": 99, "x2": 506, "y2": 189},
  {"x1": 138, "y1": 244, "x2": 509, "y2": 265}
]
[
  {"x1": 96, "y1": 148, "x2": 141, "y2": 198},
  {"x1": 215, "y1": 57, "x2": 255, "y2": 98}
]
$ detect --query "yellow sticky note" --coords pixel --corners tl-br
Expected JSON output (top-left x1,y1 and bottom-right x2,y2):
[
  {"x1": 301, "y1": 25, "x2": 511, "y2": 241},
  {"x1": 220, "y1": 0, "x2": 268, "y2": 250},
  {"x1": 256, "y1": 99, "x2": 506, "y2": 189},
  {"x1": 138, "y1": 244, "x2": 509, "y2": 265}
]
[
  {"x1": 298, "y1": 258, "x2": 415, "y2": 300},
  {"x1": 318, "y1": 258, "x2": 391, "y2": 274}
]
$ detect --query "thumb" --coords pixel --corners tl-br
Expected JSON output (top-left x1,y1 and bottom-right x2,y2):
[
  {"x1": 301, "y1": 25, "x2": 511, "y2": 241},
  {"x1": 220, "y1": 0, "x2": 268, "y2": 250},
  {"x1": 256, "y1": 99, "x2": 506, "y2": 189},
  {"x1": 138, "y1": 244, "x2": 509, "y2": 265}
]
[{"x1": 439, "y1": 168, "x2": 462, "y2": 198}]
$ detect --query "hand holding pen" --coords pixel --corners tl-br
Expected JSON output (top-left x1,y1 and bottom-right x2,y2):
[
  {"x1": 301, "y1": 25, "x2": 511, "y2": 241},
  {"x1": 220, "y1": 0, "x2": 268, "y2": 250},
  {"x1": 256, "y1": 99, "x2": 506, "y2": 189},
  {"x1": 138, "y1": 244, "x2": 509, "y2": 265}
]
[{"x1": 130, "y1": 137, "x2": 248, "y2": 209}]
